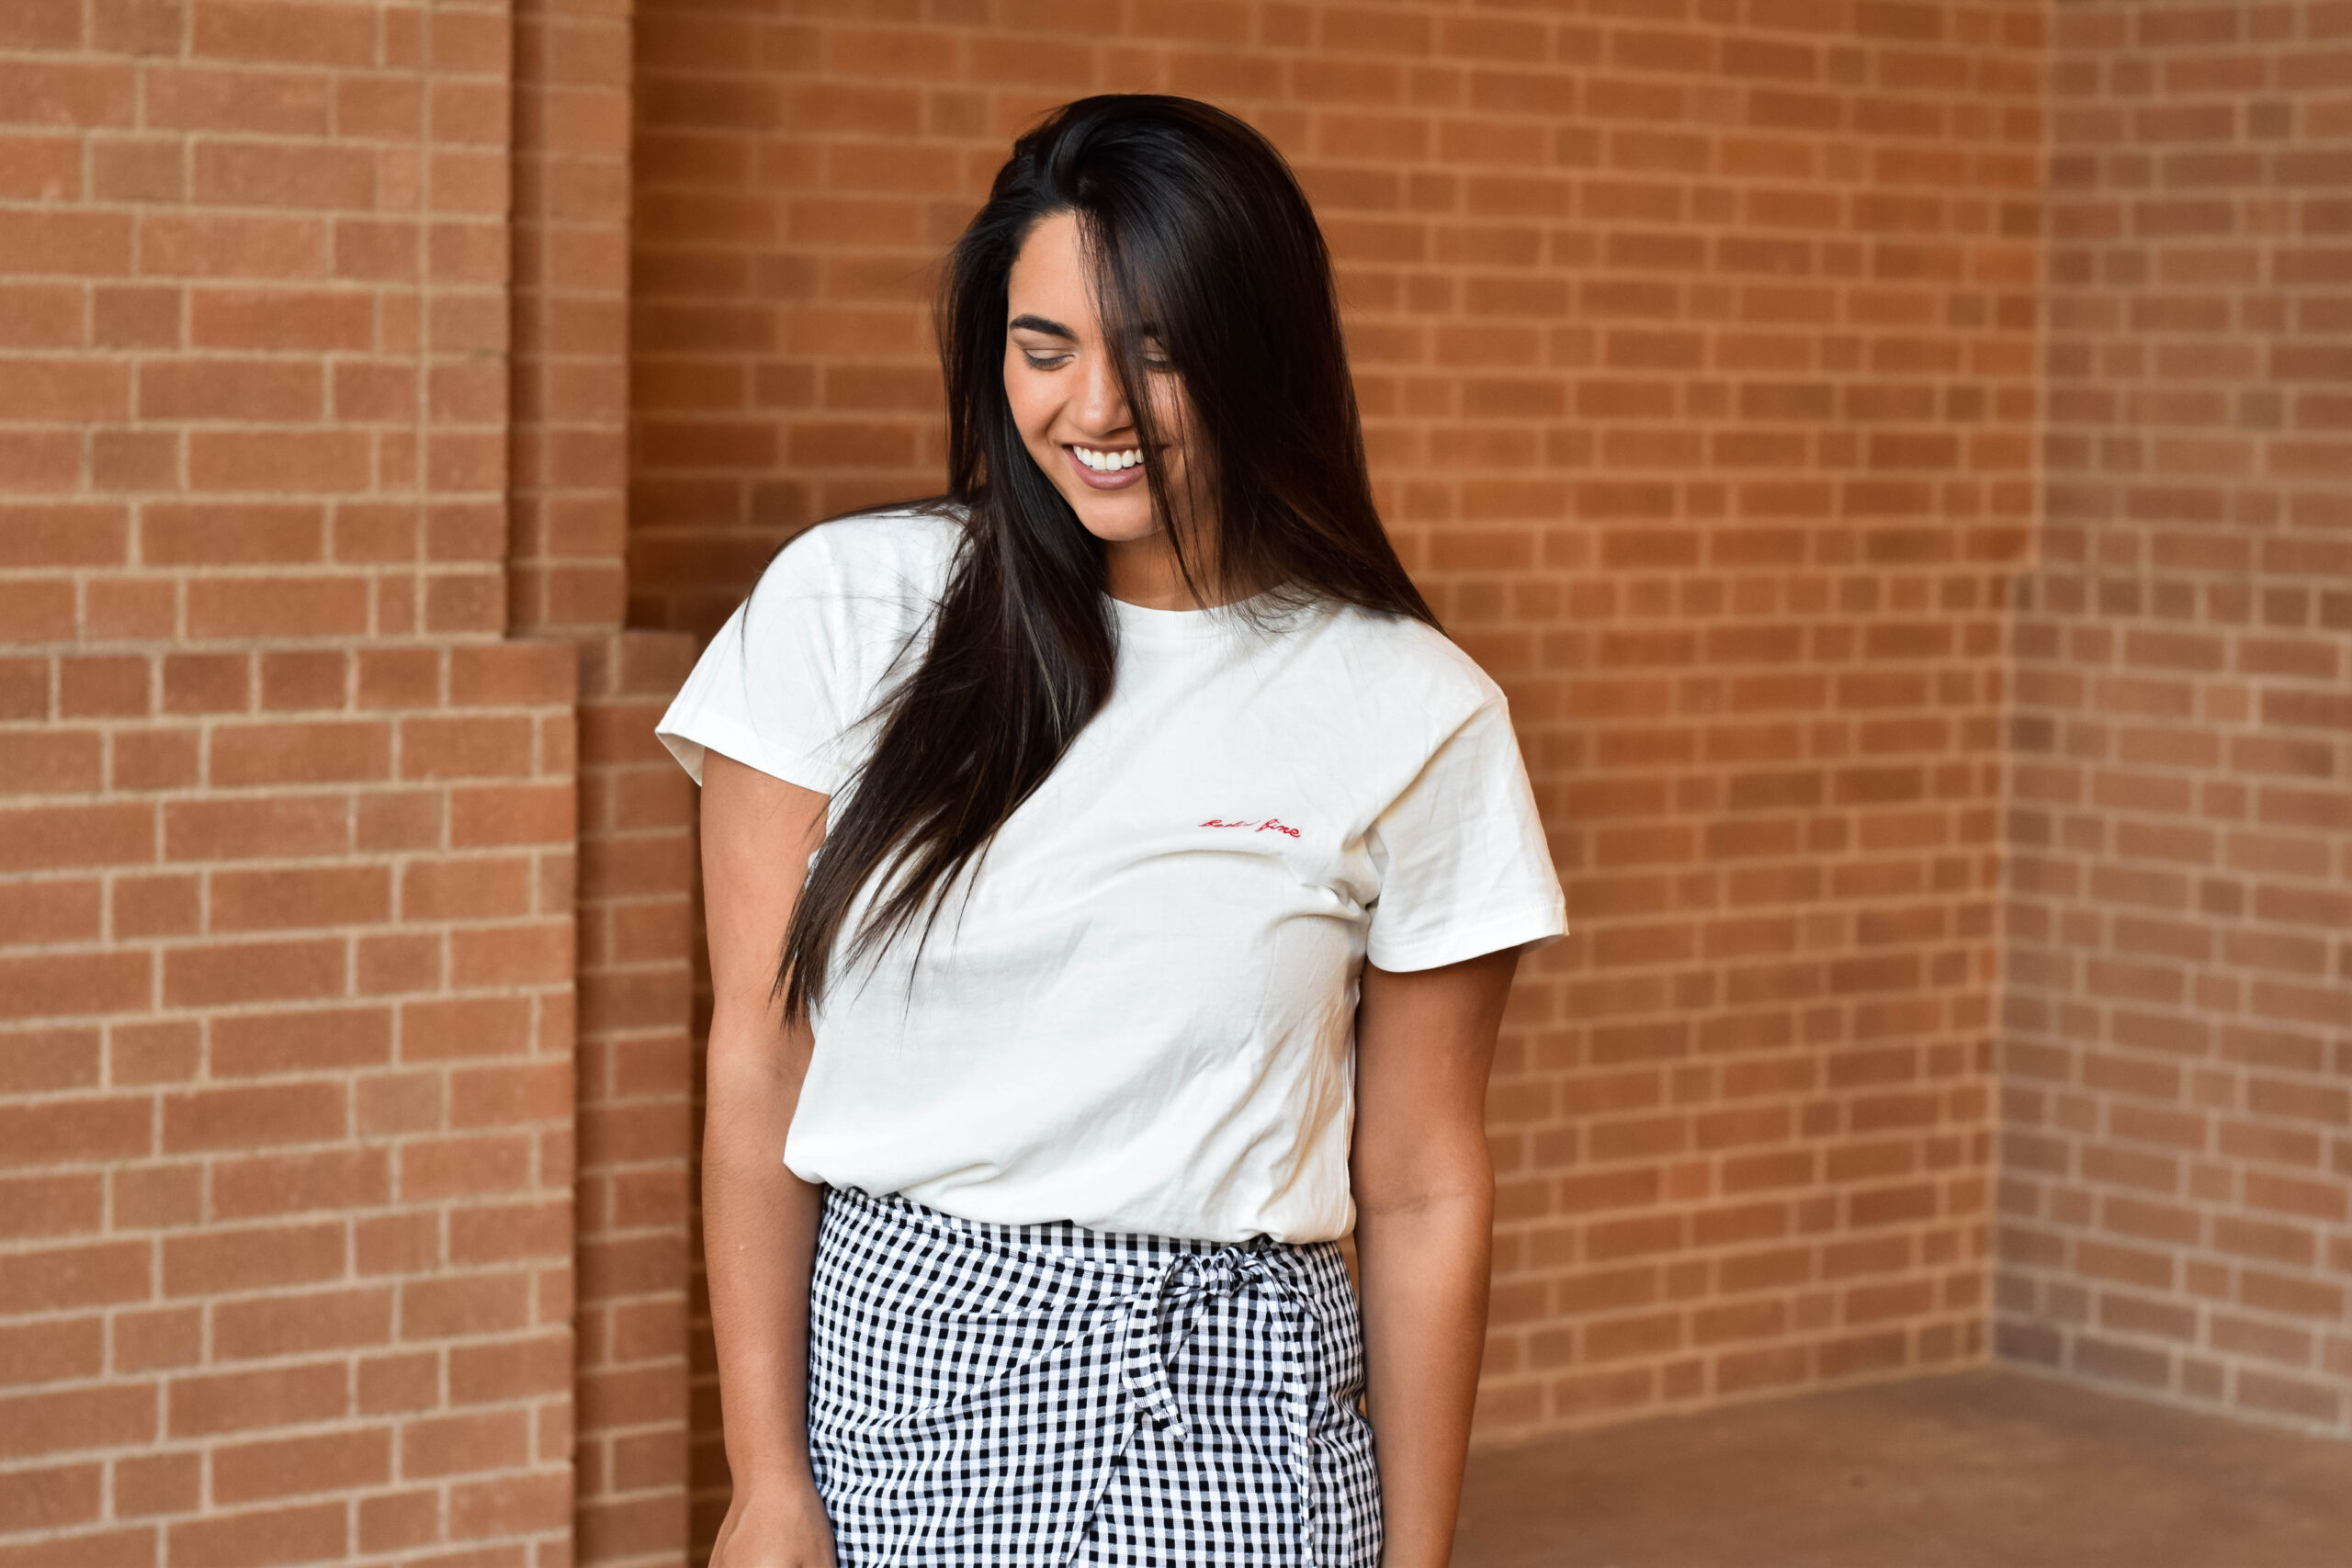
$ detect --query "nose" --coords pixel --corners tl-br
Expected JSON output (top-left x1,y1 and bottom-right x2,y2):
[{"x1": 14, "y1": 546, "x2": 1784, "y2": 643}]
[{"x1": 1073, "y1": 351, "x2": 1133, "y2": 439}]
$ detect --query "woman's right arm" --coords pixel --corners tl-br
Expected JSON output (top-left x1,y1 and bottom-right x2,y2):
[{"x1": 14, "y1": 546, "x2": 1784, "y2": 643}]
[{"x1": 699, "y1": 751, "x2": 837, "y2": 1568}]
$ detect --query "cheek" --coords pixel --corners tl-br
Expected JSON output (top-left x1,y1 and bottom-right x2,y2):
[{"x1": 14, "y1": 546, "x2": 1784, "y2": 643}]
[{"x1": 1002, "y1": 358, "x2": 1057, "y2": 445}]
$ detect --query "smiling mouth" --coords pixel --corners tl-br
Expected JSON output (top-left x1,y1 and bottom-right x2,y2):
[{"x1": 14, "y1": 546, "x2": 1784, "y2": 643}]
[
  {"x1": 1070, "y1": 444, "x2": 1141, "y2": 472},
  {"x1": 1062, "y1": 443, "x2": 1148, "y2": 490}
]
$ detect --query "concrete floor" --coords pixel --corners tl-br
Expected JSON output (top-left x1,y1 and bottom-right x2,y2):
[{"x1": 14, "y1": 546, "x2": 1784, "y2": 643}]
[{"x1": 1453, "y1": 1366, "x2": 2352, "y2": 1568}]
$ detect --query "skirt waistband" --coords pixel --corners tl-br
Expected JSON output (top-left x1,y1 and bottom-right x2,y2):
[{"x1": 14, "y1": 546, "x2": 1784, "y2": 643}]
[{"x1": 824, "y1": 1181, "x2": 1305, "y2": 1270}]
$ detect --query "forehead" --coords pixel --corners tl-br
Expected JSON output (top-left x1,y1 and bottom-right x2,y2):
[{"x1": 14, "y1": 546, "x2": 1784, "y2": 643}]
[{"x1": 1006, "y1": 212, "x2": 1094, "y2": 321}]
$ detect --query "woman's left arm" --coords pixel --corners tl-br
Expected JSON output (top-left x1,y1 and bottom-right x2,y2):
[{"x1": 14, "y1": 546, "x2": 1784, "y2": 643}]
[{"x1": 1349, "y1": 944, "x2": 1522, "y2": 1568}]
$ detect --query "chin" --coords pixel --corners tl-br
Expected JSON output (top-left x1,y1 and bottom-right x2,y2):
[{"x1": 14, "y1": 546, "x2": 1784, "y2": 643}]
[
  {"x1": 1056, "y1": 491, "x2": 1159, "y2": 544},
  {"x1": 1072, "y1": 508, "x2": 1160, "y2": 545}
]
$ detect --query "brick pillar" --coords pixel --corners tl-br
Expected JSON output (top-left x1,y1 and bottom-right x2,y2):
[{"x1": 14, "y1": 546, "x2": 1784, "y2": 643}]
[
  {"x1": 0, "y1": 1, "x2": 586, "y2": 1562},
  {"x1": 510, "y1": 0, "x2": 702, "y2": 1554}
]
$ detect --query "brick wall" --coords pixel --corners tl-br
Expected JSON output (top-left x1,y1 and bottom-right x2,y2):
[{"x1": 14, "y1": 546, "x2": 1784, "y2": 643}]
[
  {"x1": 1999, "y1": 0, "x2": 2352, "y2": 1438},
  {"x1": 629, "y1": 5, "x2": 2042, "y2": 1548},
  {"x1": 0, "y1": 1, "x2": 601, "y2": 1562}
]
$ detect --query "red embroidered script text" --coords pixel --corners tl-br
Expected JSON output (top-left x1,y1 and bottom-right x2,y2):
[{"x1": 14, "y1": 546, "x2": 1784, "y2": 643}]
[{"x1": 1201, "y1": 818, "x2": 1302, "y2": 838}]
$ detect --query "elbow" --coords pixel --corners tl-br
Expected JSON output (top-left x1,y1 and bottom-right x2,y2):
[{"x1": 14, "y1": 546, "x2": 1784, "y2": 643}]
[{"x1": 1350, "y1": 1142, "x2": 1493, "y2": 1222}]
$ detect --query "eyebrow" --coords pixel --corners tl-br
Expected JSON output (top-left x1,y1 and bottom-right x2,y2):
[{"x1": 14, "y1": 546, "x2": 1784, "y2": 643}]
[{"x1": 1007, "y1": 313, "x2": 1074, "y2": 337}]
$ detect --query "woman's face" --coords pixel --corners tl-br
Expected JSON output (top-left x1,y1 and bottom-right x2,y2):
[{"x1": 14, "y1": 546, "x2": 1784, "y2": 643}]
[{"x1": 1002, "y1": 210, "x2": 1194, "y2": 547}]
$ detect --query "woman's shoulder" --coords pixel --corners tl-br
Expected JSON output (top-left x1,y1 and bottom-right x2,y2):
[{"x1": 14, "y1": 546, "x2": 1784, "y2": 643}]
[
  {"x1": 759, "y1": 502, "x2": 967, "y2": 604},
  {"x1": 1314, "y1": 601, "x2": 1507, "y2": 716}
]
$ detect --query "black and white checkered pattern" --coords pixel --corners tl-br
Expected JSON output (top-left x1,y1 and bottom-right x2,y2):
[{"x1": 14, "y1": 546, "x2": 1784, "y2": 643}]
[{"x1": 805, "y1": 1183, "x2": 1383, "y2": 1566}]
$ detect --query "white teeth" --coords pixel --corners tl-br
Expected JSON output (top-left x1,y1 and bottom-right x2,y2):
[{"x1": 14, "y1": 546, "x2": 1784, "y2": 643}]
[{"x1": 1073, "y1": 446, "x2": 1142, "y2": 471}]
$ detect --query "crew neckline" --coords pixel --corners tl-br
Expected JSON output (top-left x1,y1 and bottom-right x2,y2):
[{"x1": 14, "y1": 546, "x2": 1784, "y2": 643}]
[{"x1": 1105, "y1": 591, "x2": 1262, "y2": 644}]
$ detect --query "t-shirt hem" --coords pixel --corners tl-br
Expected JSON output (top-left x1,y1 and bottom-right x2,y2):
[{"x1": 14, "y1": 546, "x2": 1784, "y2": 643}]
[
  {"x1": 1364, "y1": 905, "x2": 1567, "y2": 974},
  {"x1": 657, "y1": 709, "x2": 845, "y2": 795}
]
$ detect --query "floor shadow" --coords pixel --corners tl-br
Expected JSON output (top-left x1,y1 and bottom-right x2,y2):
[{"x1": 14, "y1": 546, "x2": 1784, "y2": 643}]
[{"x1": 1453, "y1": 1367, "x2": 2352, "y2": 1568}]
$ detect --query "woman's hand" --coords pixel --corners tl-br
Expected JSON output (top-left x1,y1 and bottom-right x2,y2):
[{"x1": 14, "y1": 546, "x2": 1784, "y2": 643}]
[{"x1": 709, "y1": 1480, "x2": 839, "y2": 1568}]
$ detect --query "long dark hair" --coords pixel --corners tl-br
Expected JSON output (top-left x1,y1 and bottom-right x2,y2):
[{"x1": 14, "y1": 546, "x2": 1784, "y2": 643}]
[{"x1": 775, "y1": 93, "x2": 1435, "y2": 1020}]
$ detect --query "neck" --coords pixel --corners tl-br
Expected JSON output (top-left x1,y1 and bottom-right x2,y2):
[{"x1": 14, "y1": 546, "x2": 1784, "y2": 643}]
[{"x1": 1103, "y1": 527, "x2": 1227, "y2": 611}]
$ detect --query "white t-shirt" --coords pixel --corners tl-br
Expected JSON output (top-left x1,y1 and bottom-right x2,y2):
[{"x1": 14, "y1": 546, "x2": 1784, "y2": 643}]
[{"x1": 657, "y1": 507, "x2": 1566, "y2": 1242}]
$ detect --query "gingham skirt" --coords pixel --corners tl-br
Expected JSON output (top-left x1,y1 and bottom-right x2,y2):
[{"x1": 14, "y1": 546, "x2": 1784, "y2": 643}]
[{"x1": 805, "y1": 1183, "x2": 1384, "y2": 1566}]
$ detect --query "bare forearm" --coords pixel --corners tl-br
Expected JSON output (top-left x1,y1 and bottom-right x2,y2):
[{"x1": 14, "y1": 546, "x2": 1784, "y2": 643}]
[
  {"x1": 703, "y1": 1040, "x2": 825, "y2": 1486},
  {"x1": 1354, "y1": 1186, "x2": 1491, "y2": 1567}
]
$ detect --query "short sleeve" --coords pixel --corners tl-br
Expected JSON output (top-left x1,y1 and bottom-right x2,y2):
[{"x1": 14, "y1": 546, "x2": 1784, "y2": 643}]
[
  {"x1": 1363, "y1": 696, "x2": 1566, "y2": 972},
  {"x1": 655, "y1": 531, "x2": 859, "y2": 794}
]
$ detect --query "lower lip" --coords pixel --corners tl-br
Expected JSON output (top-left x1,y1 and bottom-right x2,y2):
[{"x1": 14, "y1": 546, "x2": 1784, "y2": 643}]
[{"x1": 1063, "y1": 445, "x2": 1147, "y2": 491}]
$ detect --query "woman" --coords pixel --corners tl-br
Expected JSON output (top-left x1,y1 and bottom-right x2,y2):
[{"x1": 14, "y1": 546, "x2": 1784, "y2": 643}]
[{"x1": 659, "y1": 95, "x2": 1565, "y2": 1567}]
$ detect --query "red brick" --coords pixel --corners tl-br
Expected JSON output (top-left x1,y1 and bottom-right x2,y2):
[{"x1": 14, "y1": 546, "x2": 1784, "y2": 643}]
[
  {"x1": 59, "y1": 660, "x2": 151, "y2": 722},
  {"x1": 162, "y1": 938, "x2": 345, "y2": 1008},
  {"x1": 211, "y1": 1148, "x2": 389, "y2": 1219},
  {"x1": 357, "y1": 1488, "x2": 438, "y2": 1553},
  {"x1": 213, "y1": 1287, "x2": 393, "y2": 1360},
  {"x1": 399, "y1": 714, "x2": 535, "y2": 779},
  {"x1": 399, "y1": 1409, "x2": 530, "y2": 1480},
  {"x1": 209, "y1": 864, "x2": 390, "y2": 931},
  {"x1": 0, "y1": 581, "x2": 76, "y2": 640},
  {"x1": 0, "y1": 1171, "x2": 102, "y2": 1235},
  {"x1": 188, "y1": 430, "x2": 370, "y2": 492},
  {"x1": 186, "y1": 577, "x2": 370, "y2": 638},
  {"x1": 114, "y1": 1451, "x2": 200, "y2": 1517},
  {"x1": 400, "y1": 854, "x2": 532, "y2": 920},
  {"x1": 211, "y1": 1428, "x2": 390, "y2": 1503},
  {"x1": 112, "y1": 1307, "x2": 203, "y2": 1375},
  {"x1": 0, "y1": 1528, "x2": 157, "y2": 1567},
  {"x1": 138, "y1": 211, "x2": 326, "y2": 278},
  {"x1": 449, "y1": 1200, "x2": 571, "y2": 1265},
  {"x1": 162, "y1": 1221, "x2": 345, "y2": 1299},
  {"x1": 354, "y1": 1212, "x2": 438, "y2": 1277},
  {"x1": 166, "y1": 1362, "x2": 345, "y2": 1438},
  {"x1": 401, "y1": 1134, "x2": 532, "y2": 1200},
  {"x1": 258, "y1": 649, "x2": 349, "y2": 710},
  {"x1": 0, "y1": 60, "x2": 135, "y2": 128},
  {"x1": 449, "y1": 783, "x2": 575, "y2": 845},
  {"x1": 450, "y1": 919, "x2": 572, "y2": 987},
  {"x1": 0, "y1": 950, "x2": 150, "y2": 1022},
  {"x1": 163, "y1": 794, "x2": 348, "y2": 861},
  {"x1": 449, "y1": 640, "x2": 576, "y2": 705},
  {"x1": 0, "y1": 1318, "x2": 104, "y2": 1386},
  {"x1": 192, "y1": 0, "x2": 377, "y2": 66},
  {"x1": 0, "y1": 1384, "x2": 153, "y2": 1461},
  {"x1": 0, "y1": 803, "x2": 153, "y2": 873},
  {"x1": 190, "y1": 287, "x2": 371, "y2": 351},
  {"x1": 146, "y1": 65, "x2": 333, "y2": 135},
  {"x1": 449, "y1": 1469, "x2": 571, "y2": 1539},
  {"x1": 109, "y1": 1161, "x2": 199, "y2": 1234},
  {"x1": 0, "y1": 0, "x2": 82, "y2": 49},
  {"x1": 210, "y1": 1005, "x2": 391, "y2": 1077},
  {"x1": 0, "y1": 875, "x2": 101, "y2": 943},
  {"x1": 162, "y1": 1081, "x2": 345, "y2": 1151},
  {"x1": 142, "y1": 504, "x2": 324, "y2": 565},
  {"x1": 0, "y1": 1241, "x2": 141, "y2": 1325},
  {"x1": 164, "y1": 1502, "x2": 346, "y2": 1568},
  {"x1": 193, "y1": 140, "x2": 375, "y2": 209},
  {"x1": 91, "y1": 283, "x2": 178, "y2": 348},
  {"x1": 0, "y1": 503, "x2": 129, "y2": 568},
  {"x1": 114, "y1": 729, "x2": 202, "y2": 795},
  {"x1": 450, "y1": 1061, "x2": 571, "y2": 1129}
]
